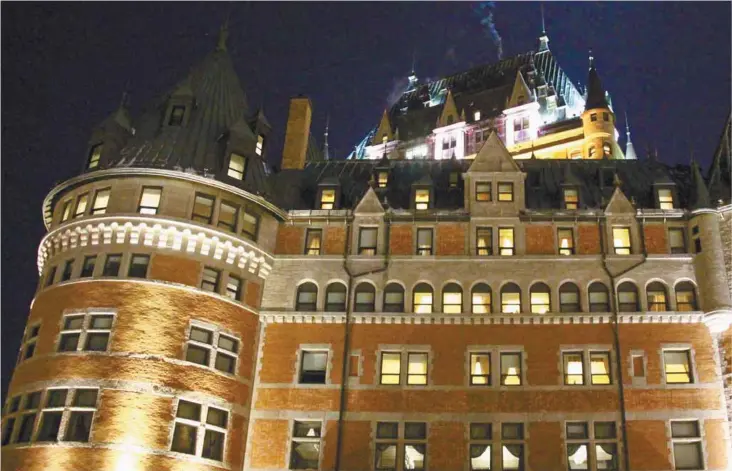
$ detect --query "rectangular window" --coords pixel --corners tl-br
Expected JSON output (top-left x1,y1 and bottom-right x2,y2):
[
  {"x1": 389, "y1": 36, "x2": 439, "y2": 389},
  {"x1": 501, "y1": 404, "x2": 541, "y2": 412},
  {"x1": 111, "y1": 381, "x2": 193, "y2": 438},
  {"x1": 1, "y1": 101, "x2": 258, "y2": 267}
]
[
  {"x1": 217, "y1": 201, "x2": 238, "y2": 232},
  {"x1": 477, "y1": 228, "x2": 493, "y2": 256},
  {"x1": 290, "y1": 421, "x2": 322, "y2": 469},
  {"x1": 102, "y1": 254, "x2": 122, "y2": 277},
  {"x1": 564, "y1": 188, "x2": 579, "y2": 209},
  {"x1": 138, "y1": 187, "x2": 162, "y2": 215},
  {"x1": 87, "y1": 143, "x2": 103, "y2": 169},
  {"x1": 591, "y1": 113, "x2": 597, "y2": 122},
  {"x1": 375, "y1": 422, "x2": 426, "y2": 471},
  {"x1": 58, "y1": 312, "x2": 114, "y2": 353},
  {"x1": 299, "y1": 351, "x2": 328, "y2": 384},
  {"x1": 14, "y1": 391, "x2": 41, "y2": 443},
  {"x1": 449, "y1": 171, "x2": 459, "y2": 188},
  {"x1": 127, "y1": 254, "x2": 150, "y2": 278},
  {"x1": 170, "y1": 399, "x2": 228, "y2": 462},
  {"x1": 377, "y1": 171, "x2": 389, "y2": 188},
  {"x1": 632, "y1": 354, "x2": 646, "y2": 378},
  {"x1": 192, "y1": 193, "x2": 215, "y2": 224},
  {"x1": 669, "y1": 228, "x2": 686, "y2": 254},
  {"x1": 415, "y1": 189, "x2": 430, "y2": 210},
  {"x1": 91, "y1": 188, "x2": 110, "y2": 215},
  {"x1": 200, "y1": 267, "x2": 220, "y2": 293},
  {"x1": 15, "y1": 388, "x2": 99, "y2": 444},
  {"x1": 169, "y1": 105, "x2": 185, "y2": 126},
  {"x1": 320, "y1": 188, "x2": 336, "y2": 210},
  {"x1": 227, "y1": 153, "x2": 246, "y2": 180},
  {"x1": 476, "y1": 182, "x2": 492, "y2": 202},
  {"x1": 470, "y1": 353, "x2": 491, "y2": 385},
  {"x1": 80, "y1": 255, "x2": 96, "y2": 278},
  {"x1": 564, "y1": 352, "x2": 584, "y2": 385},
  {"x1": 497, "y1": 183, "x2": 514, "y2": 202},
  {"x1": 558, "y1": 228, "x2": 574, "y2": 255},
  {"x1": 416, "y1": 228, "x2": 433, "y2": 256},
  {"x1": 74, "y1": 193, "x2": 89, "y2": 218},
  {"x1": 671, "y1": 421, "x2": 703, "y2": 470},
  {"x1": 305, "y1": 229, "x2": 322, "y2": 255},
  {"x1": 225, "y1": 275, "x2": 242, "y2": 301},
  {"x1": 566, "y1": 421, "x2": 618, "y2": 471},
  {"x1": 45, "y1": 266, "x2": 57, "y2": 287},
  {"x1": 470, "y1": 423, "x2": 492, "y2": 471},
  {"x1": 60, "y1": 200, "x2": 72, "y2": 222},
  {"x1": 241, "y1": 209, "x2": 260, "y2": 241},
  {"x1": 498, "y1": 228, "x2": 515, "y2": 256},
  {"x1": 255, "y1": 134, "x2": 265, "y2": 156},
  {"x1": 61, "y1": 259, "x2": 74, "y2": 282},
  {"x1": 380, "y1": 352, "x2": 401, "y2": 385},
  {"x1": 500, "y1": 353, "x2": 522, "y2": 386},
  {"x1": 590, "y1": 352, "x2": 611, "y2": 385},
  {"x1": 664, "y1": 350, "x2": 693, "y2": 384},
  {"x1": 658, "y1": 189, "x2": 674, "y2": 209},
  {"x1": 407, "y1": 352, "x2": 428, "y2": 385},
  {"x1": 19, "y1": 324, "x2": 41, "y2": 363},
  {"x1": 359, "y1": 227, "x2": 378, "y2": 255},
  {"x1": 474, "y1": 111, "x2": 481, "y2": 121},
  {"x1": 501, "y1": 423, "x2": 524, "y2": 471},
  {"x1": 612, "y1": 227, "x2": 632, "y2": 255},
  {"x1": 185, "y1": 324, "x2": 239, "y2": 374}
]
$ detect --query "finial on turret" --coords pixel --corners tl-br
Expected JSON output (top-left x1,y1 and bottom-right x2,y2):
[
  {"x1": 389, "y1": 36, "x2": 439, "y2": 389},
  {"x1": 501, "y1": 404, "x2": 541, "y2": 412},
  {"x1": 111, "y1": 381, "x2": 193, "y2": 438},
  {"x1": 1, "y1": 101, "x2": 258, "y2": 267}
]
[
  {"x1": 588, "y1": 49, "x2": 594, "y2": 68},
  {"x1": 216, "y1": 17, "x2": 230, "y2": 51},
  {"x1": 537, "y1": 4, "x2": 550, "y2": 52},
  {"x1": 541, "y1": 3, "x2": 546, "y2": 34},
  {"x1": 323, "y1": 114, "x2": 330, "y2": 161}
]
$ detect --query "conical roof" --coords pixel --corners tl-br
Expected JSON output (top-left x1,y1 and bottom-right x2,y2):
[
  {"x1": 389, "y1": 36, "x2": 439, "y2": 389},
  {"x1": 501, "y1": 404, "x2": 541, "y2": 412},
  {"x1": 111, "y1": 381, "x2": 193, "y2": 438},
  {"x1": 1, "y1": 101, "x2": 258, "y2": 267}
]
[
  {"x1": 585, "y1": 56, "x2": 609, "y2": 111},
  {"x1": 690, "y1": 161, "x2": 711, "y2": 210}
]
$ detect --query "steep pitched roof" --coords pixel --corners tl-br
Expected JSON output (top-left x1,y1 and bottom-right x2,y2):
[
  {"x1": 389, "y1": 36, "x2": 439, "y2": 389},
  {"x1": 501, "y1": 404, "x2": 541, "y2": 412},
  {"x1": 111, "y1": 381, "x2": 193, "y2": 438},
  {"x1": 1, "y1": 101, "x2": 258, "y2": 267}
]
[
  {"x1": 372, "y1": 109, "x2": 394, "y2": 145},
  {"x1": 585, "y1": 59, "x2": 609, "y2": 110},
  {"x1": 505, "y1": 70, "x2": 532, "y2": 109},
  {"x1": 467, "y1": 131, "x2": 522, "y2": 173},
  {"x1": 437, "y1": 89, "x2": 460, "y2": 127}
]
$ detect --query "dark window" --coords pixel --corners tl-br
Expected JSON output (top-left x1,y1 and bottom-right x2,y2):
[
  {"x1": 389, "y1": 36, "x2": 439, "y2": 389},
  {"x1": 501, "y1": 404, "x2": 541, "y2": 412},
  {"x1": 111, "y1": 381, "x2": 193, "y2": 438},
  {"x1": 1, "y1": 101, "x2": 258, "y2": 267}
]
[
  {"x1": 383, "y1": 283, "x2": 405, "y2": 312},
  {"x1": 169, "y1": 105, "x2": 185, "y2": 126},
  {"x1": 692, "y1": 225, "x2": 699, "y2": 236},
  {"x1": 290, "y1": 421, "x2": 322, "y2": 469},
  {"x1": 646, "y1": 282, "x2": 669, "y2": 311},
  {"x1": 102, "y1": 254, "x2": 122, "y2": 277},
  {"x1": 127, "y1": 254, "x2": 150, "y2": 278},
  {"x1": 296, "y1": 283, "x2": 318, "y2": 311},
  {"x1": 675, "y1": 282, "x2": 697, "y2": 312},
  {"x1": 45, "y1": 266, "x2": 57, "y2": 287},
  {"x1": 559, "y1": 283, "x2": 581, "y2": 312},
  {"x1": 603, "y1": 112, "x2": 609, "y2": 121},
  {"x1": 241, "y1": 209, "x2": 260, "y2": 241},
  {"x1": 354, "y1": 283, "x2": 376, "y2": 312},
  {"x1": 416, "y1": 228, "x2": 433, "y2": 256},
  {"x1": 171, "y1": 400, "x2": 200, "y2": 455},
  {"x1": 358, "y1": 227, "x2": 378, "y2": 255},
  {"x1": 588, "y1": 282, "x2": 611, "y2": 312},
  {"x1": 226, "y1": 275, "x2": 242, "y2": 301},
  {"x1": 476, "y1": 182, "x2": 492, "y2": 201},
  {"x1": 87, "y1": 143, "x2": 103, "y2": 169},
  {"x1": 37, "y1": 410, "x2": 63, "y2": 442},
  {"x1": 84, "y1": 315, "x2": 113, "y2": 352},
  {"x1": 299, "y1": 351, "x2": 327, "y2": 384},
  {"x1": 325, "y1": 283, "x2": 347, "y2": 312},
  {"x1": 477, "y1": 228, "x2": 492, "y2": 255},
  {"x1": 192, "y1": 193, "x2": 215, "y2": 224},
  {"x1": 449, "y1": 171, "x2": 460, "y2": 188},
  {"x1": 201, "y1": 267, "x2": 220, "y2": 293},
  {"x1": 590, "y1": 113, "x2": 597, "y2": 122},
  {"x1": 61, "y1": 259, "x2": 74, "y2": 281},
  {"x1": 305, "y1": 229, "x2": 322, "y2": 255},
  {"x1": 564, "y1": 188, "x2": 579, "y2": 209},
  {"x1": 618, "y1": 282, "x2": 639, "y2": 311},
  {"x1": 694, "y1": 238, "x2": 702, "y2": 253},
  {"x1": 80, "y1": 256, "x2": 96, "y2": 278},
  {"x1": 217, "y1": 201, "x2": 238, "y2": 232}
]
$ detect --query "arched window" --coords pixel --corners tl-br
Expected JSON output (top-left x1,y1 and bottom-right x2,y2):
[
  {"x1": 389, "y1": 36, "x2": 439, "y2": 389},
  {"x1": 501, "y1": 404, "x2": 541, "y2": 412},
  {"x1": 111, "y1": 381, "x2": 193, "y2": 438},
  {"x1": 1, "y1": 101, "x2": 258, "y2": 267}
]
[
  {"x1": 618, "y1": 282, "x2": 639, "y2": 312},
  {"x1": 559, "y1": 283, "x2": 581, "y2": 313},
  {"x1": 413, "y1": 283, "x2": 433, "y2": 314},
  {"x1": 471, "y1": 283, "x2": 492, "y2": 314},
  {"x1": 501, "y1": 283, "x2": 521, "y2": 314},
  {"x1": 646, "y1": 282, "x2": 669, "y2": 312},
  {"x1": 588, "y1": 282, "x2": 610, "y2": 312},
  {"x1": 354, "y1": 283, "x2": 376, "y2": 312},
  {"x1": 325, "y1": 283, "x2": 346, "y2": 312},
  {"x1": 383, "y1": 283, "x2": 405, "y2": 313},
  {"x1": 296, "y1": 283, "x2": 318, "y2": 311},
  {"x1": 442, "y1": 283, "x2": 463, "y2": 314},
  {"x1": 675, "y1": 282, "x2": 698, "y2": 312},
  {"x1": 530, "y1": 283, "x2": 551, "y2": 314}
]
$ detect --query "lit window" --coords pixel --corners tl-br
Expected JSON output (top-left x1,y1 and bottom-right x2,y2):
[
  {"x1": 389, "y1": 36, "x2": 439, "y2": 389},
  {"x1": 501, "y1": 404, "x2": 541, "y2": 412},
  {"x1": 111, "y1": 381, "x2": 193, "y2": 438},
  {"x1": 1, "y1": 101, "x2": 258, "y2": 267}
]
[
  {"x1": 476, "y1": 182, "x2": 492, "y2": 202},
  {"x1": 407, "y1": 353, "x2": 428, "y2": 385},
  {"x1": 675, "y1": 282, "x2": 697, "y2": 312},
  {"x1": 664, "y1": 350, "x2": 692, "y2": 384},
  {"x1": 192, "y1": 193, "x2": 215, "y2": 224},
  {"x1": 413, "y1": 283, "x2": 433, "y2": 313},
  {"x1": 501, "y1": 283, "x2": 521, "y2": 314},
  {"x1": 358, "y1": 227, "x2": 378, "y2": 255},
  {"x1": 415, "y1": 189, "x2": 430, "y2": 210},
  {"x1": 354, "y1": 283, "x2": 376, "y2": 312},
  {"x1": 416, "y1": 228, "x2": 433, "y2": 256},
  {"x1": 564, "y1": 188, "x2": 579, "y2": 209},
  {"x1": 217, "y1": 202, "x2": 238, "y2": 232},
  {"x1": 442, "y1": 134, "x2": 457, "y2": 158},
  {"x1": 44, "y1": 266, "x2": 57, "y2": 287},
  {"x1": 138, "y1": 187, "x2": 162, "y2": 215},
  {"x1": 87, "y1": 144, "x2": 103, "y2": 169},
  {"x1": 500, "y1": 353, "x2": 522, "y2": 386},
  {"x1": 617, "y1": 282, "x2": 639, "y2": 311},
  {"x1": 566, "y1": 422, "x2": 618, "y2": 471},
  {"x1": 603, "y1": 142, "x2": 611, "y2": 157},
  {"x1": 442, "y1": 283, "x2": 463, "y2": 314},
  {"x1": 296, "y1": 283, "x2": 318, "y2": 311},
  {"x1": 80, "y1": 255, "x2": 96, "y2": 278},
  {"x1": 375, "y1": 422, "x2": 426, "y2": 471},
  {"x1": 669, "y1": 228, "x2": 686, "y2": 254},
  {"x1": 200, "y1": 267, "x2": 220, "y2": 293},
  {"x1": 383, "y1": 283, "x2": 405, "y2": 312},
  {"x1": 612, "y1": 227, "x2": 631, "y2": 255},
  {"x1": 18, "y1": 323, "x2": 40, "y2": 363},
  {"x1": 470, "y1": 423, "x2": 492, "y2": 470},
  {"x1": 60, "y1": 200, "x2": 72, "y2": 222},
  {"x1": 305, "y1": 229, "x2": 322, "y2": 255},
  {"x1": 73, "y1": 193, "x2": 89, "y2": 218},
  {"x1": 497, "y1": 183, "x2": 514, "y2": 202},
  {"x1": 168, "y1": 105, "x2": 185, "y2": 126},
  {"x1": 646, "y1": 282, "x2": 669, "y2": 311},
  {"x1": 227, "y1": 153, "x2": 246, "y2": 180},
  {"x1": 477, "y1": 228, "x2": 493, "y2": 256},
  {"x1": 380, "y1": 352, "x2": 401, "y2": 385},
  {"x1": 559, "y1": 283, "x2": 581, "y2": 312},
  {"x1": 670, "y1": 421, "x2": 703, "y2": 470},
  {"x1": 382, "y1": 135, "x2": 388, "y2": 144},
  {"x1": 299, "y1": 351, "x2": 327, "y2": 384},
  {"x1": 529, "y1": 283, "x2": 551, "y2": 314},
  {"x1": 513, "y1": 116, "x2": 530, "y2": 143},
  {"x1": 498, "y1": 228, "x2": 514, "y2": 256},
  {"x1": 474, "y1": 111, "x2": 481, "y2": 121},
  {"x1": 61, "y1": 259, "x2": 74, "y2": 282},
  {"x1": 564, "y1": 352, "x2": 584, "y2": 385},
  {"x1": 470, "y1": 353, "x2": 491, "y2": 385},
  {"x1": 91, "y1": 189, "x2": 110, "y2": 215},
  {"x1": 325, "y1": 283, "x2": 346, "y2": 312},
  {"x1": 102, "y1": 254, "x2": 122, "y2": 277},
  {"x1": 501, "y1": 423, "x2": 525, "y2": 471},
  {"x1": 590, "y1": 352, "x2": 611, "y2": 384},
  {"x1": 127, "y1": 254, "x2": 150, "y2": 278},
  {"x1": 377, "y1": 171, "x2": 389, "y2": 188},
  {"x1": 58, "y1": 312, "x2": 114, "y2": 353},
  {"x1": 558, "y1": 228, "x2": 575, "y2": 255},
  {"x1": 171, "y1": 399, "x2": 228, "y2": 462},
  {"x1": 226, "y1": 275, "x2": 242, "y2": 301},
  {"x1": 471, "y1": 283, "x2": 492, "y2": 314},
  {"x1": 255, "y1": 134, "x2": 265, "y2": 156},
  {"x1": 290, "y1": 421, "x2": 322, "y2": 469},
  {"x1": 589, "y1": 146, "x2": 597, "y2": 158},
  {"x1": 589, "y1": 283, "x2": 610, "y2": 312},
  {"x1": 591, "y1": 113, "x2": 597, "y2": 122},
  {"x1": 320, "y1": 188, "x2": 336, "y2": 210},
  {"x1": 184, "y1": 324, "x2": 239, "y2": 374},
  {"x1": 658, "y1": 189, "x2": 674, "y2": 209},
  {"x1": 241, "y1": 209, "x2": 260, "y2": 241}
]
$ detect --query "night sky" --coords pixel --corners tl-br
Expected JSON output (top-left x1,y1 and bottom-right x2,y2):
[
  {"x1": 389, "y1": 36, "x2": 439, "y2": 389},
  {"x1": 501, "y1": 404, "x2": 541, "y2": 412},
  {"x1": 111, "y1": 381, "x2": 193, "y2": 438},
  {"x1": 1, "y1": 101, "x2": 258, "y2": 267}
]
[{"x1": 2, "y1": 2, "x2": 730, "y2": 400}]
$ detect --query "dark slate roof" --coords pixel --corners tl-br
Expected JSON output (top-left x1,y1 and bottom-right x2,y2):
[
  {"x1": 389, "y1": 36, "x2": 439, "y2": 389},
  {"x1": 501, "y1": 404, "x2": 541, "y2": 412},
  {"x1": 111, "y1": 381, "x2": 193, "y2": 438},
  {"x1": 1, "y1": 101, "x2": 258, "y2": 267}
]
[
  {"x1": 708, "y1": 112, "x2": 731, "y2": 204},
  {"x1": 272, "y1": 159, "x2": 698, "y2": 212},
  {"x1": 585, "y1": 65, "x2": 609, "y2": 110}
]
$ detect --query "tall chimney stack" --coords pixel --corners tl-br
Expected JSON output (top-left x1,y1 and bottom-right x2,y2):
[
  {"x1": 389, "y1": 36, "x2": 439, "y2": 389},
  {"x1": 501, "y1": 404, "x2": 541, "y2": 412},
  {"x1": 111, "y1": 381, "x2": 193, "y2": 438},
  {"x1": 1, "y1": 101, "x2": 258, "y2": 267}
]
[{"x1": 281, "y1": 96, "x2": 312, "y2": 170}]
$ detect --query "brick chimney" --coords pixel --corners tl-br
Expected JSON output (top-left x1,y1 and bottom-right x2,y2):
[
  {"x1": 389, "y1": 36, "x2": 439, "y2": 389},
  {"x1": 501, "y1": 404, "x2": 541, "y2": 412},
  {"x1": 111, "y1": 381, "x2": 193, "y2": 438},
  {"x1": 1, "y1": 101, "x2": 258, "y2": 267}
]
[{"x1": 281, "y1": 96, "x2": 312, "y2": 170}]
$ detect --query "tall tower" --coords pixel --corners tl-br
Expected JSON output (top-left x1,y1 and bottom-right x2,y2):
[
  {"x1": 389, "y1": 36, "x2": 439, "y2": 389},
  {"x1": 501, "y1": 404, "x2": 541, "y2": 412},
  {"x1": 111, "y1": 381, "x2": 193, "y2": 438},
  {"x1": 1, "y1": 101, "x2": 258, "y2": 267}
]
[
  {"x1": 2, "y1": 26, "x2": 283, "y2": 470},
  {"x1": 581, "y1": 52, "x2": 618, "y2": 159}
]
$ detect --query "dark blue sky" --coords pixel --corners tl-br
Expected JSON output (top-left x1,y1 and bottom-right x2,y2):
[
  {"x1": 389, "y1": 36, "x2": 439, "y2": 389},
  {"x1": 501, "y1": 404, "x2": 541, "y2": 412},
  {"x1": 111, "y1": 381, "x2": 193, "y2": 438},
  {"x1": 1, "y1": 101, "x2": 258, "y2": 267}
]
[{"x1": 2, "y1": 2, "x2": 730, "y2": 398}]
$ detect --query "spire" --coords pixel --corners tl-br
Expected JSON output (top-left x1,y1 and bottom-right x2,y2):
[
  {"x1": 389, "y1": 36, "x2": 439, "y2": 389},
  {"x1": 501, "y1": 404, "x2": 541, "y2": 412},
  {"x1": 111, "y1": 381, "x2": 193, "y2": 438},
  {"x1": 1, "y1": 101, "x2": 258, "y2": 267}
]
[
  {"x1": 585, "y1": 50, "x2": 609, "y2": 111},
  {"x1": 216, "y1": 18, "x2": 229, "y2": 51},
  {"x1": 538, "y1": 3, "x2": 549, "y2": 52},
  {"x1": 690, "y1": 160, "x2": 711, "y2": 210},
  {"x1": 323, "y1": 114, "x2": 330, "y2": 161},
  {"x1": 624, "y1": 111, "x2": 637, "y2": 160}
]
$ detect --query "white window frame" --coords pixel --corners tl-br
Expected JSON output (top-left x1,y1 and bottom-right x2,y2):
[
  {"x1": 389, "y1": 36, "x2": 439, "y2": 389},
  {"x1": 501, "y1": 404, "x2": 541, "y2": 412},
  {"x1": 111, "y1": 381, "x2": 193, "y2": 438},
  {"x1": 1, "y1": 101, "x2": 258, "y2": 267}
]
[
  {"x1": 184, "y1": 321, "x2": 240, "y2": 376},
  {"x1": 289, "y1": 419, "x2": 324, "y2": 470},
  {"x1": 661, "y1": 345, "x2": 697, "y2": 386},
  {"x1": 294, "y1": 345, "x2": 331, "y2": 386},
  {"x1": 57, "y1": 310, "x2": 116, "y2": 353}
]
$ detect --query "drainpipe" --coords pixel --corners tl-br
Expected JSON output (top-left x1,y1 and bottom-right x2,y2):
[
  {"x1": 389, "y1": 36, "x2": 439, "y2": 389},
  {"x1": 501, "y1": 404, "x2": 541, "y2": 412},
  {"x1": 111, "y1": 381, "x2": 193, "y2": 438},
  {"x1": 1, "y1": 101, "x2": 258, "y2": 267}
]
[{"x1": 599, "y1": 216, "x2": 647, "y2": 471}]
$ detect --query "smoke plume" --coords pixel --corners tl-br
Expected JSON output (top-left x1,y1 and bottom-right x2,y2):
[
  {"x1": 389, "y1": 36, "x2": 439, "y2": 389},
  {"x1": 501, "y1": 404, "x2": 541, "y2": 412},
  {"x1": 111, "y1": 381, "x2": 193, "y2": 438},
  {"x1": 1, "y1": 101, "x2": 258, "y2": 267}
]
[{"x1": 473, "y1": 1, "x2": 503, "y2": 60}]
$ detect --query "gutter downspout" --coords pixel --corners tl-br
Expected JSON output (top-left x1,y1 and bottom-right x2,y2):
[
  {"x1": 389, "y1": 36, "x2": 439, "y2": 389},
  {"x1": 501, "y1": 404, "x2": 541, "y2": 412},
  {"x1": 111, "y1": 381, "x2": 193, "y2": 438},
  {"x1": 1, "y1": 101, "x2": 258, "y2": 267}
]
[{"x1": 599, "y1": 216, "x2": 647, "y2": 471}]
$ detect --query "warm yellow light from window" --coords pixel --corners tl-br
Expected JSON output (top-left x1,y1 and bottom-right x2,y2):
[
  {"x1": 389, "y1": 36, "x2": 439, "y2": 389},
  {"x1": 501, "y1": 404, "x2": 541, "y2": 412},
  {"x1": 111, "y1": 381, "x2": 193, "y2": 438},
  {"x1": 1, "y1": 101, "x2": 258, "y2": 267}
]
[
  {"x1": 415, "y1": 189, "x2": 430, "y2": 210},
  {"x1": 472, "y1": 293, "x2": 491, "y2": 313},
  {"x1": 320, "y1": 189, "x2": 335, "y2": 209},
  {"x1": 227, "y1": 153, "x2": 246, "y2": 180},
  {"x1": 613, "y1": 228, "x2": 631, "y2": 255},
  {"x1": 566, "y1": 354, "x2": 584, "y2": 384},
  {"x1": 256, "y1": 135, "x2": 264, "y2": 156},
  {"x1": 503, "y1": 368, "x2": 521, "y2": 385},
  {"x1": 443, "y1": 293, "x2": 462, "y2": 313},
  {"x1": 665, "y1": 351, "x2": 691, "y2": 383},
  {"x1": 530, "y1": 292, "x2": 550, "y2": 314},
  {"x1": 658, "y1": 189, "x2": 674, "y2": 209},
  {"x1": 378, "y1": 172, "x2": 388, "y2": 187},
  {"x1": 497, "y1": 183, "x2": 513, "y2": 202},
  {"x1": 407, "y1": 354, "x2": 427, "y2": 385},
  {"x1": 564, "y1": 189, "x2": 578, "y2": 209},
  {"x1": 591, "y1": 356, "x2": 611, "y2": 384},
  {"x1": 502, "y1": 293, "x2": 520, "y2": 313},
  {"x1": 499, "y1": 229, "x2": 514, "y2": 255},
  {"x1": 381, "y1": 353, "x2": 401, "y2": 384},
  {"x1": 414, "y1": 292, "x2": 433, "y2": 313}
]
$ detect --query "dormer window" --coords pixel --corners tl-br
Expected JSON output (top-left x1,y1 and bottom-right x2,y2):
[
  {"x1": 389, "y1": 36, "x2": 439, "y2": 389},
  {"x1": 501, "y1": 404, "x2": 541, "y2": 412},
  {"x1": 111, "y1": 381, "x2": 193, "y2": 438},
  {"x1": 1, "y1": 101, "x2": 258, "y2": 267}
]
[
  {"x1": 474, "y1": 111, "x2": 481, "y2": 121},
  {"x1": 319, "y1": 188, "x2": 336, "y2": 210},
  {"x1": 377, "y1": 171, "x2": 389, "y2": 188},
  {"x1": 255, "y1": 135, "x2": 265, "y2": 156},
  {"x1": 449, "y1": 172, "x2": 460, "y2": 188},
  {"x1": 227, "y1": 153, "x2": 246, "y2": 180},
  {"x1": 658, "y1": 189, "x2": 674, "y2": 209},
  {"x1": 476, "y1": 183, "x2": 492, "y2": 202},
  {"x1": 564, "y1": 188, "x2": 579, "y2": 209},
  {"x1": 169, "y1": 105, "x2": 185, "y2": 126},
  {"x1": 497, "y1": 183, "x2": 514, "y2": 202},
  {"x1": 415, "y1": 189, "x2": 430, "y2": 210},
  {"x1": 87, "y1": 143, "x2": 103, "y2": 169}
]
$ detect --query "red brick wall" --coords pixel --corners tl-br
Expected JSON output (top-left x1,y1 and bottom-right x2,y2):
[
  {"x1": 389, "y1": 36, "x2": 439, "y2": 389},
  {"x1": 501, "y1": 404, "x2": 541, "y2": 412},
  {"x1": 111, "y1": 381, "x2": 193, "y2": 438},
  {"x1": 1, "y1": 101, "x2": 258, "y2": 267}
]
[
  {"x1": 250, "y1": 419, "x2": 289, "y2": 468},
  {"x1": 528, "y1": 422, "x2": 563, "y2": 470},
  {"x1": 525, "y1": 225, "x2": 555, "y2": 255},
  {"x1": 324, "y1": 226, "x2": 346, "y2": 255},
  {"x1": 275, "y1": 226, "x2": 305, "y2": 255},
  {"x1": 644, "y1": 224, "x2": 668, "y2": 254},
  {"x1": 577, "y1": 224, "x2": 601, "y2": 254},
  {"x1": 437, "y1": 224, "x2": 466, "y2": 256},
  {"x1": 245, "y1": 280, "x2": 261, "y2": 308},
  {"x1": 627, "y1": 420, "x2": 670, "y2": 470},
  {"x1": 429, "y1": 422, "x2": 465, "y2": 470},
  {"x1": 389, "y1": 225, "x2": 413, "y2": 255}
]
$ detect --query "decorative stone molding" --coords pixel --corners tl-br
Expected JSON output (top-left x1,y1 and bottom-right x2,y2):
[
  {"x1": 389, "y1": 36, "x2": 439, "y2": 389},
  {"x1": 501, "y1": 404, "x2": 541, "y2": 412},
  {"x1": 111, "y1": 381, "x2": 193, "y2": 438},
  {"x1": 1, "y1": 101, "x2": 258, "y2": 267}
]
[
  {"x1": 37, "y1": 216, "x2": 274, "y2": 279},
  {"x1": 703, "y1": 309, "x2": 732, "y2": 334}
]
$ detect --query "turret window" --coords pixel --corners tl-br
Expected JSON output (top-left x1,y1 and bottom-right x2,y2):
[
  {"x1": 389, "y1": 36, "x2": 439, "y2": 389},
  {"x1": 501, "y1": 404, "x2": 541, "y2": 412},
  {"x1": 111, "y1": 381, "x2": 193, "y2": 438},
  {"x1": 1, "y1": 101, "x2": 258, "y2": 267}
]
[
  {"x1": 87, "y1": 144, "x2": 103, "y2": 169},
  {"x1": 603, "y1": 112, "x2": 609, "y2": 121},
  {"x1": 497, "y1": 183, "x2": 514, "y2": 202},
  {"x1": 200, "y1": 267, "x2": 220, "y2": 293},
  {"x1": 564, "y1": 188, "x2": 579, "y2": 209},
  {"x1": 91, "y1": 189, "x2": 110, "y2": 215},
  {"x1": 80, "y1": 256, "x2": 96, "y2": 278},
  {"x1": 184, "y1": 324, "x2": 239, "y2": 375},
  {"x1": 227, "y1": 153, "x2": 246, "y2": 180},
  {"x1": 217, "y1": 201, "x2": 238, "y2": 232},
  {"x1": 60, "y1": 201, "x2": 72, "y2": 222},
  {"x1": 589, "y1": 146, "x2": 597, "y2": 158},
  {"x1": 138, "y1": 187, "x2": 162, "y2": 215},
  {"x1": 226, "y1": 276, "x2": 242, "y2": 301},
  {"x1": 127, "y1": 254, "x2": 150, "y2": 279},
  {"x1": 74, "y1": 193, "x2": 89, "y2": 218},
  {"x1": 255, "y1": 135, "x2": 265, "y2": 156},
  {"x1": 170, "y1": 399, "x2": 229, "y2": 462},
  {"x1": 192, "y1": 193, "x2": 215, "y2": 224},
  {"x1": 658, "y1": 189, "x2": 674, "y2": 209},
  {"x1": 168, "y1": 105, "x2": 185, "y2": 126},
  {"x1": 18, "y1": 324, "x2": 40, "y2": 363},
  {"x1": 61, "y1": 259, "x2": 74, "y2": 282},
  {"x1": 241, "y1": 209, "x2": 260, "y2": 241},
  {"x1": 102, "y1": 254, "x2": 122, "y2": 277},
  {"x1": 58, "y1": 312, "x2": 114, "y2": 353}
]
